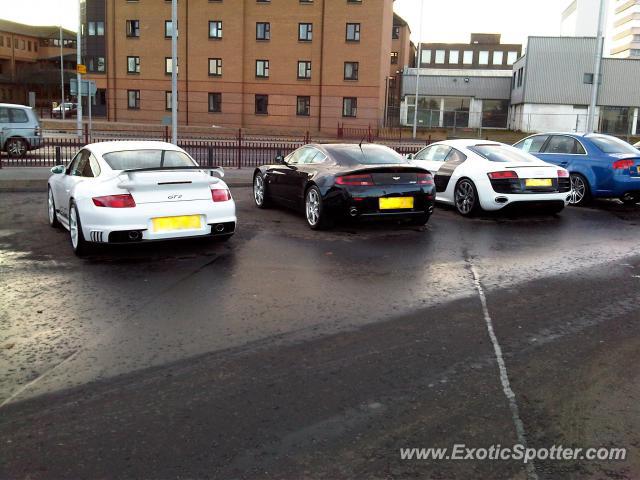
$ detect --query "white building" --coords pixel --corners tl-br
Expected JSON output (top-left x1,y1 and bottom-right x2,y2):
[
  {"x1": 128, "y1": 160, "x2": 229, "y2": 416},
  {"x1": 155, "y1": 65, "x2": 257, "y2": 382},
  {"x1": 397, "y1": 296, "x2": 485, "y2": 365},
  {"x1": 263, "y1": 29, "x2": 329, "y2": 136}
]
[
  {"x1": 561, "y1": 0, "x2": 607, "y2": 36},
  {"x1": 610, "y1": 0, "x2": 640, "y2": 58}
]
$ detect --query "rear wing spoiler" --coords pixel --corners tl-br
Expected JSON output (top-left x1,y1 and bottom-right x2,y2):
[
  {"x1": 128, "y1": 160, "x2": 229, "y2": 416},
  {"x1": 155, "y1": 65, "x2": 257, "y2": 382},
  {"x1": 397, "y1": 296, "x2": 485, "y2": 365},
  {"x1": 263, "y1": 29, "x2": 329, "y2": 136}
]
[
  {"x1": 121, "y1": 166, "x2": 224, "y2": 175},
  {"x1": 116, "y1": 166, "x2": 225, "y2": 190}
]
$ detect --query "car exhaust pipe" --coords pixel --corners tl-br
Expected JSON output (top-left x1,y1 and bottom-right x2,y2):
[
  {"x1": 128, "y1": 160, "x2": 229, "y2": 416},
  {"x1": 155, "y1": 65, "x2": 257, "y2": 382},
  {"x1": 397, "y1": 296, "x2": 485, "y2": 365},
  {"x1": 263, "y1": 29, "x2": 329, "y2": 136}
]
[
  {"x1": 215, "y1": 223, "x2": 225, "y2": 232},
  {"x1": 349, "y1": 207, "x2": 358, "y2": 217},
  {"x1": 128, "y1": 231, "x2": 142, "y2": 241},
  {"x1": 495, "y1": 196, "x2": 509, "y2": 204}
]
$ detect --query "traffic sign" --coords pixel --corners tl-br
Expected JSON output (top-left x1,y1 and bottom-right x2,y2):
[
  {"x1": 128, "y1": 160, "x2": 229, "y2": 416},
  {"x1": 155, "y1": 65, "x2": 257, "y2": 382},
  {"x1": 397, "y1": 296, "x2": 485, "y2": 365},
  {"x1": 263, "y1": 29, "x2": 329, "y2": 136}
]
[
  {"x1": 70, "y1": 78, "x2": 97, "y2": 97},
  {"x1": 76, "y1": 64, "x2": 87, "y2": 75}
]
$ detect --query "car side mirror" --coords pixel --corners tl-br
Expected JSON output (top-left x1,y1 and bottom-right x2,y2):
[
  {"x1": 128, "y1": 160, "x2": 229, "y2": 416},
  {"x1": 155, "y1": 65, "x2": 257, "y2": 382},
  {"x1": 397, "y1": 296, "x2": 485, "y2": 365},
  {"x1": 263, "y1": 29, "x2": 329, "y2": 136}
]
[
  {"x1": 209, "y1": 167, "x2": 225, "y2": 178},
  {"x1": 406, "y1": 153, "x2": 414, "y2": 160},
  {"x1": 275, "y1": 155, "x2": 285, "y2": 164},
  {"x1": 50, "y1": 165, "x2": 65, "y2": 174}
]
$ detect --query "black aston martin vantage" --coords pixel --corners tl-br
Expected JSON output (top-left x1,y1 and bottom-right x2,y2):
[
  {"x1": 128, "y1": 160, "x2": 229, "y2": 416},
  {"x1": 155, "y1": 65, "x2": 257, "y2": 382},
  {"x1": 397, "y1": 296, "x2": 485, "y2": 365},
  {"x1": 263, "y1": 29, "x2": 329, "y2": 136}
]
[{"x1": 253, "y1": 143, "x2": 436, "y2": 229}]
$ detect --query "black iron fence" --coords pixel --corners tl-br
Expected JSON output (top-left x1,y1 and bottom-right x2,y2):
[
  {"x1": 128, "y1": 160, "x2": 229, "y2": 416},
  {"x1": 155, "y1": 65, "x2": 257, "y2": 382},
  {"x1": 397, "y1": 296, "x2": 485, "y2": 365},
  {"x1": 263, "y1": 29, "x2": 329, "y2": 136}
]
[{"x1": 0, "y1": 128, "x2": 431, "y2": 168}]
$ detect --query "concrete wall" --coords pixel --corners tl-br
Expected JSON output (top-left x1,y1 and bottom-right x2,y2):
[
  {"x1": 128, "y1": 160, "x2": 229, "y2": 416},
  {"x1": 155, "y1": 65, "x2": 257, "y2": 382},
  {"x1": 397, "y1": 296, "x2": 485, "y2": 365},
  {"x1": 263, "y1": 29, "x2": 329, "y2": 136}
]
[{"x1": 508, "y1": 103, "x2": 599, "y2": 133}]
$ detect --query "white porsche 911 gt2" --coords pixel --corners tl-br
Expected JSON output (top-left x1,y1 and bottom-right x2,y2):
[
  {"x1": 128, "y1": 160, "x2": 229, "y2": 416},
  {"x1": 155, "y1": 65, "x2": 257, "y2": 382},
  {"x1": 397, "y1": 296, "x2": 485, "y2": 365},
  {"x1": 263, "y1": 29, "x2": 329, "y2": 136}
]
[
  {"x1": 48, "y1": 141, "x2": 236, "y2": 255},
  {"x1": 408, "y1": 139, "x2": 571, "y2": 216}
]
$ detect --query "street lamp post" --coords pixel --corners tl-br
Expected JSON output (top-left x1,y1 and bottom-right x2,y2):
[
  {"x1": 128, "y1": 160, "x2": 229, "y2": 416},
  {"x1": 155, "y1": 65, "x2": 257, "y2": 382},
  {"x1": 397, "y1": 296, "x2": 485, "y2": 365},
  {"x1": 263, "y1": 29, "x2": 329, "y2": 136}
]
[
  {"x1": 60, "y1": 25, "x2": 65, "y2": 120},
  {"x1": 76, "y1": 0, "x2": 82, "y2": 138},
  {"x1": 587, "y1": 0, "x2": 607, "y2": 133},
  {"x1": 412, "y1": 0, "x2": 424, "y2": 139},
  {"x1": 171, "y1": 0, "x2": 178, "y2": 144}
]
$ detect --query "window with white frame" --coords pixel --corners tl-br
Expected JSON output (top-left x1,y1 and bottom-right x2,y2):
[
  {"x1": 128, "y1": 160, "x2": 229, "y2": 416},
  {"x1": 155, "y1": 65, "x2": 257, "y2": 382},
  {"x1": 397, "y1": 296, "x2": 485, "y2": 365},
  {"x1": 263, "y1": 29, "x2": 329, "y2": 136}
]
[
  {"x1": 209, "y1": 21, "x2": 222, "y2": 39},
  {"x1": 256, "y1": 59, "x2": 269, "y2": 77}
]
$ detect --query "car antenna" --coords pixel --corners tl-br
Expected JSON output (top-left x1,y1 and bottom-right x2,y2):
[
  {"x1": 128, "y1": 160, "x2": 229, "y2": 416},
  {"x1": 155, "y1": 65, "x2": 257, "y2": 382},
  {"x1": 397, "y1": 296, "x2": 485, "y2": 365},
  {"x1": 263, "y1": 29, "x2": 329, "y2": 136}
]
[{"x1": 358, "y1": 136, "x2": 370, "y2": 163}]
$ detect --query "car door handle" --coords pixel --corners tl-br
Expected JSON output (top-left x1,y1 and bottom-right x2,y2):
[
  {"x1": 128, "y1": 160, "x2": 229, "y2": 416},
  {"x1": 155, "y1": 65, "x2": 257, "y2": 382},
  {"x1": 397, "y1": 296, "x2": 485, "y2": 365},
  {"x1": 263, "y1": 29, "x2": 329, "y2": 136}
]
[{"x1": 559, "y1": 162, "x2": 568, "y2": 167}]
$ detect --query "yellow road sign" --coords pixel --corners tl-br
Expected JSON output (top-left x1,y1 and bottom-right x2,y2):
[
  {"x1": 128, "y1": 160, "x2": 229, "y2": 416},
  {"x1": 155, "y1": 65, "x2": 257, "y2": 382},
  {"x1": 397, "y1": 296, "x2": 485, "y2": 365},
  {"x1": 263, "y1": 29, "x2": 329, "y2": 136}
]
[{"x1": 76, "y1": 64, "x2": 87, "y2": 75}]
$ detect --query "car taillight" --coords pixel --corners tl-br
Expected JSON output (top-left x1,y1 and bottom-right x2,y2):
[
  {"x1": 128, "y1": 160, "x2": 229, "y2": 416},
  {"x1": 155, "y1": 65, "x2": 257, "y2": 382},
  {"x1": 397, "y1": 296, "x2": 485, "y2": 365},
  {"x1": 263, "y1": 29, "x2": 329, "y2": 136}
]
[
  {"x1": 488, "y1": 171, "x2": 518, "y2": 180},
  {"x1": 211, "y1": 188, "x2": 231, "y2": 202},
  {"x1": 335, "y1": 174, "x2": 375, "y2": 186},
  {"x1": 612, "y1": 159, "x2": 635, "y2": 170},
  {"x1": 34, "y1": 126, "x2": 41, "y2": 137},
  {"x1": 92, "y1": 194, "x2": 136, "y2": 208},
  {"x1": 416, "y1": 173, "x2": 434, "y2": 185},
  {"x1": 557, "y1": 169, "x2": 569, "y2": 178}
]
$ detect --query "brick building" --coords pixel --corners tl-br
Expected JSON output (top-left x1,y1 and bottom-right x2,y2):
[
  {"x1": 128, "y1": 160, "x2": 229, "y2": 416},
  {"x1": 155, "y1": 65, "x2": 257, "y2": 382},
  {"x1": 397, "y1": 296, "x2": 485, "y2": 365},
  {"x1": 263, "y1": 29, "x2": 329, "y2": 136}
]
[
  {"x1": 0, "y1": 19, "x2": 76, "y2": 108},
  {"x1": 83, "y1": 0, "x2": 404, "y2": 133}
]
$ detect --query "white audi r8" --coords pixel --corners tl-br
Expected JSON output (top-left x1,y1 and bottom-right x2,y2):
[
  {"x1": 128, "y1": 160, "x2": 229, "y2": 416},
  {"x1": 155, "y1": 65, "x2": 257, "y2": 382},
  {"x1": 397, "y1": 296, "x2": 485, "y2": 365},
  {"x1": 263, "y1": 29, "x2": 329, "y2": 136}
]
[
  {"x1": 408, "y1": 139, "x2": 571, "y2": 216},
  {"x1": 47, "y1": 141, "x2": 236, "y2": 256}
]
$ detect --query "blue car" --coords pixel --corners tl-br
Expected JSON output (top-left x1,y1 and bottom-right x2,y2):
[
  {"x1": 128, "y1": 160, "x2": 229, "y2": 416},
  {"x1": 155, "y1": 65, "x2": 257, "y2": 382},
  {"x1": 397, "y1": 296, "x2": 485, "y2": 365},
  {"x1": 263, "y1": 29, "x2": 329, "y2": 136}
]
[{"x1": 513, "y1": 133, "x2": 640, "y2": 206}]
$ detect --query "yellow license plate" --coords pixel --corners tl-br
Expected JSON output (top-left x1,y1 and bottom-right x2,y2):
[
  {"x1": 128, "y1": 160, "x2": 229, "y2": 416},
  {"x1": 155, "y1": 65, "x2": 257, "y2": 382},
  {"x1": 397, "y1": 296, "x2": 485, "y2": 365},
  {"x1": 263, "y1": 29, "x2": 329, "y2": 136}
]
[
  {"x1": 525, "y1": 178, "x2": 553, "y2": 187},
  {"x1": 152, "y1": 215, "x2": 202, "y2": 232},
  {"x1": 379, "y1": 197, "x2": 414, "y2": 210}
]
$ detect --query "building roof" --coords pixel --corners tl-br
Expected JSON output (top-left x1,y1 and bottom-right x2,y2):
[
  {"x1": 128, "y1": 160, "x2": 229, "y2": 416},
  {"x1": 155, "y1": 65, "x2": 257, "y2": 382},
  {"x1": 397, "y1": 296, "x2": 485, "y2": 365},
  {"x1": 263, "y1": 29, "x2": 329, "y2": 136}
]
[
  {"x1": 393, "y1": 13, "x2": 411, "y2": 33},
  {"x1": 0, "y1": 18, "x2": 75, "y2": 40}
]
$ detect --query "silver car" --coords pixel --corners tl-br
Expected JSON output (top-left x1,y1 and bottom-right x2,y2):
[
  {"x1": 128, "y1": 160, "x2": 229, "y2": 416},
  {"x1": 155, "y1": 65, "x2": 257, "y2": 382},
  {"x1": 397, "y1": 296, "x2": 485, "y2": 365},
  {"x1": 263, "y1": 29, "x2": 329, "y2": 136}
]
[{"x1": 0, "y1": 103, "x2": 43, "y2": 157}]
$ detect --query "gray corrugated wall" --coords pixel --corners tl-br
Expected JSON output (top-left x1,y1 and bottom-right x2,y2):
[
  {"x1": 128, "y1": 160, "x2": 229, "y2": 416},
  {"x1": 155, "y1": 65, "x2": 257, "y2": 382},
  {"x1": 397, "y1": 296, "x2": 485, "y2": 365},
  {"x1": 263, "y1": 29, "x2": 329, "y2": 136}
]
[
  {"x1": 523, "y1": 37, "x2": 596, "y2": 105},
  {"x1": 401, "y1": 75, "x2": 512, "y2": 99},
  {"x1": 599, "y1": 59, "x2": 640, "y2": 107}
]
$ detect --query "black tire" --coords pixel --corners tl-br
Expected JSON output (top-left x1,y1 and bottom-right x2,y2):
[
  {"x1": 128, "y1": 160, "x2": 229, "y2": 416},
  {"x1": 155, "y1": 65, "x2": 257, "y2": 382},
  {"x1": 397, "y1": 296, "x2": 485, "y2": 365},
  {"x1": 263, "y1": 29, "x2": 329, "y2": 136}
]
[
  {"x1": 568, "y1": 173, "x2": 591, "y2": 206},
  {"x1": 69, "y1": 200, "x2": 92, "y2": 257},
  {"x1": 47, "y1": 187, "x2": 61, "y2": 228},
  {"x1": 305, "y1": 185, "x2": 331, "y2": 230},
  {"x1": 454, "y1": 178, "x2": 480, "y2": 217},
  {"x1": 408, "y1": 213, "x2": 430, "y2": 226},
  {"x1": 253, "y1": 172, "x2": 271, "y2": 209},
  {"x1": 5, "y1": 138, "x2": 28, "y2": 158}
]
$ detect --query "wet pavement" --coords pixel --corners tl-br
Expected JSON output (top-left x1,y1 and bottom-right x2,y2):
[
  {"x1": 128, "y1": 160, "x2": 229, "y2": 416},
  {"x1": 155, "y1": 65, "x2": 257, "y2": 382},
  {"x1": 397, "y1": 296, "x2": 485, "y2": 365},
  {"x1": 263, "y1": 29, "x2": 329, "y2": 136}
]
[{"x1": 0, "y1": 189, "x2": 639, "y2": 479}]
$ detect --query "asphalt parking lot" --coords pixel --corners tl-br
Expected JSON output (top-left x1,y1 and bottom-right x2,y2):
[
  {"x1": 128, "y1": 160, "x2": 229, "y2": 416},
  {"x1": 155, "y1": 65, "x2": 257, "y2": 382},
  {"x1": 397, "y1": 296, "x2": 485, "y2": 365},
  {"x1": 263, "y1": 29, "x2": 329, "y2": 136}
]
[{"x1": 1, "y1": 188, "x2": 639, "y2": 479}]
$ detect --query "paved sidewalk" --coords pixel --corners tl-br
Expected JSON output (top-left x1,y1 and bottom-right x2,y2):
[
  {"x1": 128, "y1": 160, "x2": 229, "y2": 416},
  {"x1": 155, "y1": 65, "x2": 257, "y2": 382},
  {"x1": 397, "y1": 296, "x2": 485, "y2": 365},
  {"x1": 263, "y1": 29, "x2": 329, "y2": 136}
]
[{"x1": 0, "y1": 166, "x2": 255, "y2": 192}]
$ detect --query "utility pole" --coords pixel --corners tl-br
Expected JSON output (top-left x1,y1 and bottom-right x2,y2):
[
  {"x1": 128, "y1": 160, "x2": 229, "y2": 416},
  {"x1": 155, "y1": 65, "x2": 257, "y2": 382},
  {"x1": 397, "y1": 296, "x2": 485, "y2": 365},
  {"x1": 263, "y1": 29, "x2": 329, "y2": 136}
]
[
  {"x1": 60, "y1": 25, "x2": 65, "y2": 120},
  {"x1": 76, "y1": 0, "x2": 82, "y2": 138},
  {"x1": 412, "y1": 0, "x2": 424, "y2": 139},
  {"x1": 587, "y1": 0, "x2": 606, "y2": 134},
  {"x1": 171, "y1": 0, "x2": 178, "y2": 144}
]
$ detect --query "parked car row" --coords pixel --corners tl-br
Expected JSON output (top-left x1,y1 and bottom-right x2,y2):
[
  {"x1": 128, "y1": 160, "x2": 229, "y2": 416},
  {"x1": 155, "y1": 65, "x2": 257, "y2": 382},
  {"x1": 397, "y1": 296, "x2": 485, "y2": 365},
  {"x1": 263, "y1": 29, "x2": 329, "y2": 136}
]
[{"x1": 47, "y1": 132, "x2": 640, "y2": 255}]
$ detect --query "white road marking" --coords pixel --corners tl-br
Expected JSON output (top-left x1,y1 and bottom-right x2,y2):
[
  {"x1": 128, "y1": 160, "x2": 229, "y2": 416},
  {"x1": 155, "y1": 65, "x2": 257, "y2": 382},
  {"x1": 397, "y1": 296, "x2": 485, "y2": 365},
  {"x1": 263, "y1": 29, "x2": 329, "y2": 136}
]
[
  {"x1": 468, "y1": 261, "x2": 539, "y2": 480},
  {"x1": 0, "y1": 350, "x2": 80, "y2": 409}
]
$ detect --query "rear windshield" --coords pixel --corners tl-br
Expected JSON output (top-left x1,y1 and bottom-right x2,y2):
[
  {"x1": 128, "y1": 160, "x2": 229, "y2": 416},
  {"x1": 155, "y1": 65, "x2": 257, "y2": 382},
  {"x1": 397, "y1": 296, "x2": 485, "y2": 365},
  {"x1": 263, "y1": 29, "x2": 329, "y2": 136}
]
[
  {"x1": 469, "y1": 144, "x2": 537, "y2": 163},
  {"x1": 102, "y1": 150, "x2": 196, "y2": 170},
  {"x1": 326, "y1": 144, "x2": 407, "y2": 165},
  {"x1": 588, "y1": 135, "x2": 639, "y2": 154}
]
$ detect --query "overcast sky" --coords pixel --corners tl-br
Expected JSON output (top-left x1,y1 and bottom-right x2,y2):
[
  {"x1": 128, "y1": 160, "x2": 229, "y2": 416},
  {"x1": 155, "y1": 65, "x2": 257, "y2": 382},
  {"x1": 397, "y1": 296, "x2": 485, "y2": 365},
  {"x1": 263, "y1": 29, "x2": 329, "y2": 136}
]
[
  {"x1": 3, "y1": 0, "x2": 575, "y2": 46},
  {"x1": 393, "y1": 0, "x2": 567, "y2": 46}
]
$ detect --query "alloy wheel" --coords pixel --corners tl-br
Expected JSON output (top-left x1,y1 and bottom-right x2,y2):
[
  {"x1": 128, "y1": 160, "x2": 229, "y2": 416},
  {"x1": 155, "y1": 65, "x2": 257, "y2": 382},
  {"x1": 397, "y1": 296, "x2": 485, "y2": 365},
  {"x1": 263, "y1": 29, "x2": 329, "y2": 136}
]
[
  {"x1": 69, "y1": 205, "x2": 79, "y2": 249},
  {"x1": 306, "y1": 189, "x2": 320, "y2": 226},
  {"x1": 569, "y1": 174, "x2": 586, "y2": 205},
  {"x1": 7, "y1": 139, "x2": 26, "y2": 157},
  {"x1": 48, "y1": 189, "x2": 55, "y2": 223},
  {"x1": 254, "y1": 175, "x2": 264, "y2": 205},
  {"x1": 455, "y1": 180, "x2": 475, "y2": 215}
]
